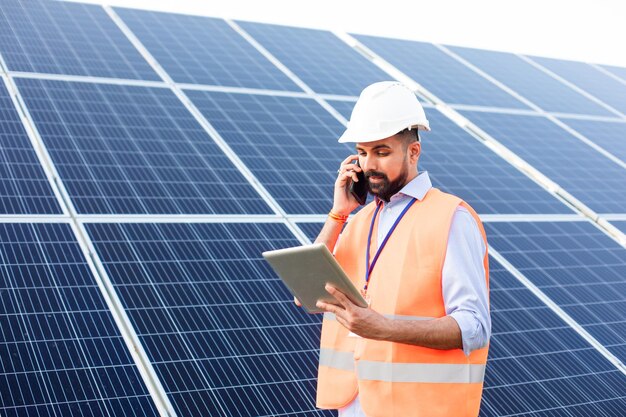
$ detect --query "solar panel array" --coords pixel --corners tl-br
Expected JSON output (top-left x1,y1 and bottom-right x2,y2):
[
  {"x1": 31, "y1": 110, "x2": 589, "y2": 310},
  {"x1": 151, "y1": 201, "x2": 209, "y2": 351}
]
[
  {"x1": 0, "y1": 222, "x2": 158, "y2": 417},
  {"x1": 85, "y1": 222, "x2": 323, "y2": 417},
  {"x1": 1, "y1": 1, "x2": 624, "y2": 416}
]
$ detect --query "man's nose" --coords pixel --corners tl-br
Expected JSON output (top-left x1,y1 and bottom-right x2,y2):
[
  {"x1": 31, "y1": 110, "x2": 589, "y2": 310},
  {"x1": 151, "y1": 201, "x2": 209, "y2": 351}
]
[{"x1": 360, "y1": 156, "x2": 375, "y2": 173}]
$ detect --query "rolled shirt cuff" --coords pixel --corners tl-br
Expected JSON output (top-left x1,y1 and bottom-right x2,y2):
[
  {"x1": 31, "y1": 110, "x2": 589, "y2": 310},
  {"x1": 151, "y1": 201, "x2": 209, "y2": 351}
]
[{"x1": 449, "y1": 310, "x2": 488, "y2": 356}]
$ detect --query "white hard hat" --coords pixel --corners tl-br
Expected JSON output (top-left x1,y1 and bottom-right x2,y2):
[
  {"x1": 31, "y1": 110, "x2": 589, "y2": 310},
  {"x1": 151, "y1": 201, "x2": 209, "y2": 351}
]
[{"x1": 338, "y1": 81, "x2": 430, "y2": 143}]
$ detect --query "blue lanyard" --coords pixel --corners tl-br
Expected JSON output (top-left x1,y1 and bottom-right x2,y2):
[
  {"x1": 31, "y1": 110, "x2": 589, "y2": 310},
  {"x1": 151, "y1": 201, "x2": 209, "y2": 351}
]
[{"x1": 364, "y1": 197, "x2": 417, "y2": 294}]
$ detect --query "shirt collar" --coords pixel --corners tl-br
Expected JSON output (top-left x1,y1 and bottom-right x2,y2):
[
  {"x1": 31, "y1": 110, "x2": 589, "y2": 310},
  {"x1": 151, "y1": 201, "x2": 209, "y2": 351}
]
[{"x1": 375, "y1": 171, "x2": 432, "y2": 205}]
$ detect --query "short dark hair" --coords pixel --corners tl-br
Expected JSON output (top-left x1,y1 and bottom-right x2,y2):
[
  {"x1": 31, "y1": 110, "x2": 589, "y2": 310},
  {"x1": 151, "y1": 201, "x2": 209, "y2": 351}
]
[{"x1": 397, "y1": 128, "x2": 420, "y2": 144}]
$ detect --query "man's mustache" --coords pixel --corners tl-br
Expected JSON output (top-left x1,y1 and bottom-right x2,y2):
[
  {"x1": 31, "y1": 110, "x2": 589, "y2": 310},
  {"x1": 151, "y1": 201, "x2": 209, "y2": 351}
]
[{"x1": 365, "y1": 171, "x2": 387, "y2": 179}]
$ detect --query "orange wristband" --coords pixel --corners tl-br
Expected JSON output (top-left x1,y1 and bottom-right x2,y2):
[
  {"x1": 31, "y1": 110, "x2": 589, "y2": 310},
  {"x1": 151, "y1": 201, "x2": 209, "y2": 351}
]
[{"x1": 328, "y1": 210, "x2": 349, "y2": 223}]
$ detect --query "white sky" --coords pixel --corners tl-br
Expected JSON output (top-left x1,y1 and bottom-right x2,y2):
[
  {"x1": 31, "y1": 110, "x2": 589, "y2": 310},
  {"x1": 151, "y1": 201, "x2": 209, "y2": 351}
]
[{"x1": 75, "y1": 0, "x2": 626, "y2": 68}]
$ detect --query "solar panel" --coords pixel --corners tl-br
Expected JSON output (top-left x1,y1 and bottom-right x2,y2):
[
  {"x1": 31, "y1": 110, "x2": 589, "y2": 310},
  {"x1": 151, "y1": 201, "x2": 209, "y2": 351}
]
[
  {"x1": 85, "y1": 221, "x2": 332, "y2": 417},
  {"x1": 0, "y1": 222, "x2": 158, "y2": 417},
  {"x1": 557, "y1": 117, "x2": 626, "y2": 163},
  {"x1": 460, "y1": 110, "x2": 626, "y2": 213},
  {"x1": 237, "y1": 21, "x2": 390, "y2": 96},
  {"x1": 0, "y1": 0, "x2": 159, "y2": 80},
  {"x1": 531, "y1": 56, "x2": 626, "y2": 115},
  {"x1": 114, "y1": 8, "x2": 301, "y2": 91},
  {"x1": 481, "y1": 255, "x2": 626, "y2": 416},
  {"x1": 186, "y1": 90, "x2": 349, "y2": 214},
  {"x1": 15, "y1": 77, "x2": 272, "y2": 215},
  {"x1": 353, "y1": 34, "x2": 529, "y2": 109},
  {"x1": 447, "y1": 46, "x2": 613, "y2": 116},
  {"x1": 486, "y1": 221, "x2": 626, "y2": 363},
  {"x1": 326, "y1": 101, "x2": 572, "y2": 215},
  {"x1": 0, "y1": 79, "x2": 61, "y2": 214}
]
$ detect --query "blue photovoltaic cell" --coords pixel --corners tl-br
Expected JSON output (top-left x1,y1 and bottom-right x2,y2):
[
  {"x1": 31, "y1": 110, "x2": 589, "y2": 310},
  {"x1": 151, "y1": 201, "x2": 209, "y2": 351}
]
[
  {"x1": 0, "y1": 223, "x2": 157, "y2": 417},
  {"x1": 237, "y1": 21, "x2": 390, "y2": 96},
  {"x1": 531, "y1": 56, "x2": 626, "y2": 115},
  {"x1": 16, "y1": 78, "x2": 271, "y2": 215},
  {"x1": 0, "y1": 80, "x2": 61, "y2": 214},
  {"x1": 481, "y1": 256, "x2": 626, "y2": 416},
  {"x1": 558, "y1": 117, "x2": 626, "y2": 163},
  {"x1": 448, "y1": 46, "x2": 613, "y2": 116},
  {"x1": 460, "y1": 110, "x2": 626, "y2": 213},
  {"x1": 486, "y1": 221, "x2": 626, "y2": 364},
  {"x1": 326, "y1": 99, "x2": 356, "y2": 120},
  {"x1": 186, "y1": 90, "x2": 349, "y2": 214},
  {"x1": 0, "y1": 0, "x2": 158, "y2": 80},
  {"x1": 353, "y1": 34, "x2": 529, "y2": 109},
  {"x1": 114, "y1": 8, "x2": 300, "y2": 91},
  {"x1": 297, "y1": 222, "x2": 325, "y2": 243},
  {"x1": 600, "y1": 64, "x2": 626, "y2": 83},
  {"x1": 85, "y1": 222, "x2": 333, "y2": 417},
  {"x1": 326, "y1": 101, "x2": 572, "y2": 214}
]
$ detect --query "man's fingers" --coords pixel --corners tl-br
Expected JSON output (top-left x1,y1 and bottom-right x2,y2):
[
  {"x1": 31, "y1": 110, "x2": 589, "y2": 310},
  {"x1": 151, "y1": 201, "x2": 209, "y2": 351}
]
[
  {"x1": 294, "y1": 297, "x2": 301, "y2": 307},
  {"x1": 337, "y1": 155, "x2": 362, "y2": 180},
  {"x1": 316, "y1": 300, "x2": 341, "y2": 316},
  {"x1": 340, "y1": 171, "x2": 358, "y2": 183},
  {"x1": 317, "y1": 299, "x2": 352, "y2": 331},
  {"x1": 325, "y1": 284, "x2": 352, "y2": 308},
  {"x1": 340, "y1": 154, "x2": 359, "y2": 166}
]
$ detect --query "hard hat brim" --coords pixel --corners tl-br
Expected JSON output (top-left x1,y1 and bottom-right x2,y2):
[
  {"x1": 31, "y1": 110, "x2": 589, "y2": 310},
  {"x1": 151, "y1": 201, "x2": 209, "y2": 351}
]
[{"x1": 338, "y1": 123, "x2": 430, "y2": 143}]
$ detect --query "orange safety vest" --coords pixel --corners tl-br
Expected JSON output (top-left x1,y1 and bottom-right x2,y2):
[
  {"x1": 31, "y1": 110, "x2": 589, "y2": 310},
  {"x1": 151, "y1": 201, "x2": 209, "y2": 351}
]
[{"x1": 316, "y1": 188, "x2": 489, "y2": 417}]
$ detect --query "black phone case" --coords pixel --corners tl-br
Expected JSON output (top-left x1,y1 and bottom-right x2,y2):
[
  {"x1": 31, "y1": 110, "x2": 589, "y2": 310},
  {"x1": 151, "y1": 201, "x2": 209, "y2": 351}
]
[{"x1": 349, "y1": 163, "x2": 368, "y2": 205}]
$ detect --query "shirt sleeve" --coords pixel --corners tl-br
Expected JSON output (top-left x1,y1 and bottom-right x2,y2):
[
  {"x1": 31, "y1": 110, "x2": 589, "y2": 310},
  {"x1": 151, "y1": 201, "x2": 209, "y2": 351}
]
[{"x1": 442, "y1": 207, "x2": 491, "y2": 356}]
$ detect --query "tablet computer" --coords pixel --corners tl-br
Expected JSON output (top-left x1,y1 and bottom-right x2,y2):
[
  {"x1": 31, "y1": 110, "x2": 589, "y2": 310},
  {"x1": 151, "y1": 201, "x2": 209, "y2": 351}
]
[{"x1": 262, "y1": 243, "x2": 367, "y2": 313}]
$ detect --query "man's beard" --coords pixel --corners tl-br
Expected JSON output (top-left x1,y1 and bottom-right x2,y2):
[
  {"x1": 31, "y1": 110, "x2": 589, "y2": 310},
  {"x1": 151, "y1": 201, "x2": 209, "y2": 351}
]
[{"x1": 365, "y1": 162, "x2": 409, "y2": 203}]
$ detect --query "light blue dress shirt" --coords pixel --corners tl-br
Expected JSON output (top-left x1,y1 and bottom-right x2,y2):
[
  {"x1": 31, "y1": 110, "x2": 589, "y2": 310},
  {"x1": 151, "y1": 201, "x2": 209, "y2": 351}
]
[
  {"x1": 338, "y1": 171, "x2": 491, "y2": 417},
  {"x1": 372, "y1": 171, "x2": 490, "y2": 354}
]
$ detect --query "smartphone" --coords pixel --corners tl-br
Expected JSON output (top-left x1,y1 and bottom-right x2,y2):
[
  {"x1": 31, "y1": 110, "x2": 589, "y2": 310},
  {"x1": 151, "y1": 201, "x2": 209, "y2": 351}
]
[{"x1": 349, "y1": 160, "x2": 368, "y2": 205}]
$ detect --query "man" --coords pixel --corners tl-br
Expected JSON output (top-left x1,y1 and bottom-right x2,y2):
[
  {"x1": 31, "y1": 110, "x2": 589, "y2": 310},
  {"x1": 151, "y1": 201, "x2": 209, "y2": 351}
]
[{"x1": 308, "y1": 81, "x2": 490, "y2": 417}]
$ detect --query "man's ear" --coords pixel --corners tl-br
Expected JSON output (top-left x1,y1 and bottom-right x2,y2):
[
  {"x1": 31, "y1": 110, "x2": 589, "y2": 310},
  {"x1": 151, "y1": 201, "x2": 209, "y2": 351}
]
[{"x1": 409, "y1": 141, "x2": 421, "y2": 164}]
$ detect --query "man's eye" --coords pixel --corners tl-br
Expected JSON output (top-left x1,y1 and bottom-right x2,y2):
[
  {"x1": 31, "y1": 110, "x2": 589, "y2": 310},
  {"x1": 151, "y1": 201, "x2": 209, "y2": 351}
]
[{"x1": 377, "y1": 153, "x2": 389, "y2": 157}]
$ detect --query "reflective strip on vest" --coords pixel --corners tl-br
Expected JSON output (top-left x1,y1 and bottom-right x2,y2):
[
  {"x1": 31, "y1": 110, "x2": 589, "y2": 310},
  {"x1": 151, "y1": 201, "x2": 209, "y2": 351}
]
[
  {"x1": 319, "y1": 348, "x2": 354, "y2": 372},
  {"x1": 357, "y1": 361, "x2": 486, "y2": 384},
  {"x1": 323, "y1": 312, "x2": 435, "y2": 322}
]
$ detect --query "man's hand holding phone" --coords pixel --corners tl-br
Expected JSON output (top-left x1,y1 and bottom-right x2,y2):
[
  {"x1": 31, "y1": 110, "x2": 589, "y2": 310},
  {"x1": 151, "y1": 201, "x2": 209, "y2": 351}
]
[
  {"x1": 293, "y1": 155, "x2": 366, "y2": 309},
  {"x1": 333, "y1": 154, "x2": 366, "y2": 216}
]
